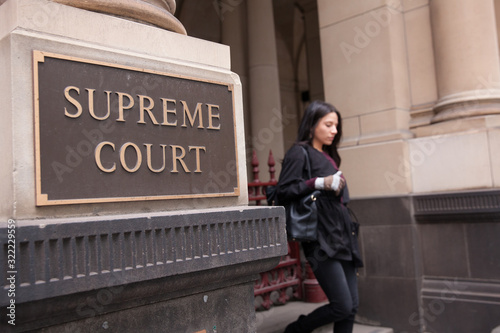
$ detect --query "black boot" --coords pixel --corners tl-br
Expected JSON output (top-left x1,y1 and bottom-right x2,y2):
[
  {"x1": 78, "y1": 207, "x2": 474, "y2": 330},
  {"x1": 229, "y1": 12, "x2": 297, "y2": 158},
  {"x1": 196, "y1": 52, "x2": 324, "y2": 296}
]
[{"x1": 284, "y1": 315, "x2": 312, "y2": 333}]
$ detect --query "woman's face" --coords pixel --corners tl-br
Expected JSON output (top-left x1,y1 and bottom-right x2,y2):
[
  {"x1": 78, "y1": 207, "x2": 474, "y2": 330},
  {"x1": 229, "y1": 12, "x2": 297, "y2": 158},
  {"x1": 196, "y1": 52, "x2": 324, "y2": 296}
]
[{"x1": 312, "y1": 111, "x2": 338, "y2": 151}]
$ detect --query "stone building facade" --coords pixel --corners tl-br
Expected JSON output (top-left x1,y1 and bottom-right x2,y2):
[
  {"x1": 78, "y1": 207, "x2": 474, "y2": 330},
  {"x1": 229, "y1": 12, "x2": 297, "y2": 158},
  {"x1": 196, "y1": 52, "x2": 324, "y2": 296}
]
[
  {"x1": 0, "y1": 0, "x2": 287, "y2": 332},
  {"x1": 1, "y1": 0, "x2": 499, "y2": 332},
  {"x1": 176, "y1": 0, "x2": 500, "y2": 332}
]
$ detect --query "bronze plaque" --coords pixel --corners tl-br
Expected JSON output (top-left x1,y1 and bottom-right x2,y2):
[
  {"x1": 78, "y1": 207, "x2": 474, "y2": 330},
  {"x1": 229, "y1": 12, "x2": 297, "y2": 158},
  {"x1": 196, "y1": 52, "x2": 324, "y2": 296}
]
[{"x1": 33, "y1": 51, "x2": 239, "y2": 206}]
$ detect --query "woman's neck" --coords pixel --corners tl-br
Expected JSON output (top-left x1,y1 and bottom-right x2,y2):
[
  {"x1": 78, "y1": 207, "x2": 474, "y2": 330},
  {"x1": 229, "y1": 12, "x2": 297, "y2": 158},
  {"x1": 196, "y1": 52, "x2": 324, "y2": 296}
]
[{"x1": 312, "y1": 142, "x2": 323, "y2": 152}]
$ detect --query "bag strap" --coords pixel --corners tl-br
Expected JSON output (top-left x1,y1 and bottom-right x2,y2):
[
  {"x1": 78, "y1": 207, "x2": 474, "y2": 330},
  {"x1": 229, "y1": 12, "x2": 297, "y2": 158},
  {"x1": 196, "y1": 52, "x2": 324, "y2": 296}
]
[{"x1": 300, "y1": 145, "x2": 312, "y2": 179}]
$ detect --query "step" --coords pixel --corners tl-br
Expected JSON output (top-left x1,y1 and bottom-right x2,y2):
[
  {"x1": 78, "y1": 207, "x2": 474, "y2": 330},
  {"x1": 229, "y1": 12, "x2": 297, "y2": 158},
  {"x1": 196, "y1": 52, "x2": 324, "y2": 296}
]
[{"x1": 256, "y1": 301, "x2": 393, "y2": 333}]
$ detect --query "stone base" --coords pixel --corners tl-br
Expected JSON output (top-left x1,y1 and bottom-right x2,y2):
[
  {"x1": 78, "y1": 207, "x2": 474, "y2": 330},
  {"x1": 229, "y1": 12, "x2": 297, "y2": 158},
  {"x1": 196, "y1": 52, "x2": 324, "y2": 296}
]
[
  {"x1": 0, "y1": 206, "x2": 287, "y2": 332},
  {"x1": 6, "y1": 267, "x2": 261, "y2": 333},
  {"x1": 350, "y1": 191, "x2": 500, "y2": 333},
  {"x1": 0, "y1": 1, "x2": 287, "y2": 332}
]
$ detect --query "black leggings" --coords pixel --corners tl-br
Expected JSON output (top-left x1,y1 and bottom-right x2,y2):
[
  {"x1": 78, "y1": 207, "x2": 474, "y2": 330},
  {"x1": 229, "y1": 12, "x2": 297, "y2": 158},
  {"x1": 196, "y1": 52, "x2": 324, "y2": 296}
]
[{"x1": 301, "y1": 245, "x2": 359, "y2": 333}]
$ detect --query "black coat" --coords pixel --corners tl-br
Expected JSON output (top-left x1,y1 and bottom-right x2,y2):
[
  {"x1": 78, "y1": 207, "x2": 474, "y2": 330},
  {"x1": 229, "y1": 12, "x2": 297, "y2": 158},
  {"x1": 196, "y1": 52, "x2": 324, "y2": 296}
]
[{"x1": 277, "y1": 143, "x2": 363, "y2": 267}]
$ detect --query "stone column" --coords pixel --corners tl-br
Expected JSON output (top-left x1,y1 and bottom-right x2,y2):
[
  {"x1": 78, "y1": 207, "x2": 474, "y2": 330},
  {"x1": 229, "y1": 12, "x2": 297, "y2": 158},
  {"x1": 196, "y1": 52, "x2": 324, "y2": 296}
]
[
  {"x1": 299, "y1": 0, "x2": 324, "y2": 102},
  {"x1": 220, "y1": 0, "x2": 251, "y2": 161},
  {"x1": 0, "y1": 1, "x2": 287, "y2": 331},
  {"x1": 247, "y1": 0, "x2": 285, "y2": 173},
  {"x1": 430, "y1": 0, "x2": 500, "y2": 123}
]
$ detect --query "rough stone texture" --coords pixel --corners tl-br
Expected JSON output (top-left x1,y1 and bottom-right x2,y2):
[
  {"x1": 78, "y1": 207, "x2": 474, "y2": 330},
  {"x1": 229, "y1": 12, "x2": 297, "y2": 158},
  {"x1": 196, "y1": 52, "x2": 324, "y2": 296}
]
[
  {"x1": 350, "y1": 196, "x2": 420, "y2": 332},
  {"x1": 0, "y1": 206, "x2": 286, "y2": 305},
  {"x1": 55, "y1": 282, "x2": 256, "y2": 333},
  {"x1": 421, "y1": 279, "x2": 500, "y2": 333},
  {"x1": 0, "y1": 206, "x2": 287, "y2": 331},
  {"x1": 349, "y1": 190, "x2": 500, "y2": 333},
  {"x1": 5, "y1": 263, "x2": 266, "y2": 332}
]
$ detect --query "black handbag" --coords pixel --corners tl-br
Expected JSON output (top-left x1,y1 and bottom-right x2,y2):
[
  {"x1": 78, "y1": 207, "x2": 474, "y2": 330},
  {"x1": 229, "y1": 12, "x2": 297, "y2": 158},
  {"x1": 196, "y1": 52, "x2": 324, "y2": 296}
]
[
  {"x1": 265, "y1": 184, "x2": 278, "y2": 206},
  {"x1": 285, "y1": 146, "x2": 320, "y2": 242}
]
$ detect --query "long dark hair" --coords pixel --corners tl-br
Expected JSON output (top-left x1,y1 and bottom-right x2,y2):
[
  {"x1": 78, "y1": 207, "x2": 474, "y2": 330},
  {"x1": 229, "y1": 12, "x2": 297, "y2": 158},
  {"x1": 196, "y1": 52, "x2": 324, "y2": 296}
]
[{"x1": 296, "y1": 100, "x2": 343, "y2": 166}]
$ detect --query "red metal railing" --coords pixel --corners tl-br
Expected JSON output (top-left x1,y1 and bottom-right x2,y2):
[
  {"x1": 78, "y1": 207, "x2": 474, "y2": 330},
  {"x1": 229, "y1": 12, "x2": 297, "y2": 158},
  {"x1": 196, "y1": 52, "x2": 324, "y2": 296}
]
[
  {"x1": 249, "y1": 150, "x2": 303, "y2": 309},
  {"x1": 254, "y1": 241, "x2": 303, "y2": 309},
  {"x1": 248, "y1": 149, "x2": 276, "y2": 205}
]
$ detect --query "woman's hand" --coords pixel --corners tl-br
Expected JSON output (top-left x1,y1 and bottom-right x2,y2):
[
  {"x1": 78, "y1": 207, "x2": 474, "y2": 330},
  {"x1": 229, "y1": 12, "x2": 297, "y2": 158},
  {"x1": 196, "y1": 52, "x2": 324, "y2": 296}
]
[
  {"x1": 316, "y1": 171, "x2": 345, "y2": 194},
  {"x1": 335, "y1": 175, "x2": 346, "y2": 196},
  {"x1": 325, "y1": 171, "x2": 342, "y2": 190}
]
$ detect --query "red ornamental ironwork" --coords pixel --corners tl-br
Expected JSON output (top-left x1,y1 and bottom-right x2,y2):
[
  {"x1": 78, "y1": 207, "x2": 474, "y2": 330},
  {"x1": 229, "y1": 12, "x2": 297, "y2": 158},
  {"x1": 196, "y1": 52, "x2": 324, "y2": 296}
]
[
  {"x1": 248, "y1": 150, "x2": 277, "y2": 205},
  {"x1": 249, "y1": 150, "x2": 304, "y2": 309},
  {"x1": 254, "y1": 242, "x2": 303, "y2": 309}
]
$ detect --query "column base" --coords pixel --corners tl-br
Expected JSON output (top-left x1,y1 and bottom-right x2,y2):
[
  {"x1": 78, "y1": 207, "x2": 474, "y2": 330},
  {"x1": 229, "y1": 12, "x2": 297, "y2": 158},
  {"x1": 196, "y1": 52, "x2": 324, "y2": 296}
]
[
  {"x1": 432, "y1": 90, "x2": 500, "y2": 123},
  {"x1": 50, "y1": 0, "x2": 186, "y2": 34},
  {"x1": 412, "y1": 113, "x2": 500, "y2": 137}
]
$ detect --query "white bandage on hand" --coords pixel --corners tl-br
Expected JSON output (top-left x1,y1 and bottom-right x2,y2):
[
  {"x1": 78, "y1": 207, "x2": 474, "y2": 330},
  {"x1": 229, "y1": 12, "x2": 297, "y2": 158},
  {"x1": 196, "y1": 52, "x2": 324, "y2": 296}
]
[
  {"x1": 316, "y1": 171, "x2": 343, "y2": 191},
  {"x1": 314, "y1": 177, "x2": 325, "y2": 190},
  {"x1": 331, "y1": 171, "x2": 343, "y2": 191}
]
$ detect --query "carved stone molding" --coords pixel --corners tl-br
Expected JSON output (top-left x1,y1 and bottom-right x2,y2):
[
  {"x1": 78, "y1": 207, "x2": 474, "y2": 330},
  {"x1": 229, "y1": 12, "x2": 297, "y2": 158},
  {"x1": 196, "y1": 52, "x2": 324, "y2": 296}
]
[
  {"x1": 431, "y1": 90, "x2": 500, "y2": 124},
  {"x1": 51, "y1": 0, "x2": 187, "y2": 34},
  {"x1": 414, "y1": 189, "x2": 500, "y2": 223},
  {"x1": 0, "y1": 206, "x2": 286, "y2": 306},
  {"x1": 422, "y1": 278, "x2": 500, "y2": 315}
]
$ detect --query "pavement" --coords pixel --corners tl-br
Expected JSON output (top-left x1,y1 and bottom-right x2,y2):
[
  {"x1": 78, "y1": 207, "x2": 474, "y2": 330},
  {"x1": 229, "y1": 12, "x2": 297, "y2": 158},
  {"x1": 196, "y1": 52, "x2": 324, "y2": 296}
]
[{"x1": 255, "y1": 301, "x2": 394, "y2": 333}]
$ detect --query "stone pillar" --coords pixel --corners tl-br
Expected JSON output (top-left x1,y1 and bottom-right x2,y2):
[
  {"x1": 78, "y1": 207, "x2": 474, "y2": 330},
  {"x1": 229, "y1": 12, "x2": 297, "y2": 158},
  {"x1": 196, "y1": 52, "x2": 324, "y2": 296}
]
[
  {"x1": 430, "y1": 0, "x2": 500, "y2": 123},
  {"x1": 50, "y1": 0, "x2": 187, "y2": 34},
  {"x1": 220, "y1": 0, "x2": 251, "y2": 162},
  {"x1": 247, "y1": 0, "x2": 285, "y2": 173},
  {"x1": 317, "y1": 0, "x2": 412, "y2": 195},
  {"x1": 496, "y1": 0, "x2": 500, "y2": 56},
  {"x1": 299, "y1": 0, "x2": 324, "y2": 102},
  {"x1": 0, "y1": 0, "x2": 286, "y2": 331}
]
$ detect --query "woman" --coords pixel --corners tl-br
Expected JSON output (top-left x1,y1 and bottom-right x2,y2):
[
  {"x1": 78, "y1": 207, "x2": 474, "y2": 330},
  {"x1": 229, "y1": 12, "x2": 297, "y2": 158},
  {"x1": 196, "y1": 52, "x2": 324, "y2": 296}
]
[{"x1": 277, "y1": 100, "x2": 363, "y2": 333}]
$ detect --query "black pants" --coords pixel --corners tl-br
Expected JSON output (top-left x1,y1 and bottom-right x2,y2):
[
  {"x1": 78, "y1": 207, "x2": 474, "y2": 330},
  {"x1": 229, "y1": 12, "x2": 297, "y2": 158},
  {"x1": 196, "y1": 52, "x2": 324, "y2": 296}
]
[{"x1": 287, "y1": 245, "x2": 359, "y2": 333}]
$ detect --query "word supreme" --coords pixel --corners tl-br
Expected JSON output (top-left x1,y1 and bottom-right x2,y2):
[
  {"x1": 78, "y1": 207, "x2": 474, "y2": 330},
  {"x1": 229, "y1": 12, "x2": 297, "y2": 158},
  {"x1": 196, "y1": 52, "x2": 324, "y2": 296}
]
[{"x1": 63, "y1": 86, "x2": 222, "y2": 174}]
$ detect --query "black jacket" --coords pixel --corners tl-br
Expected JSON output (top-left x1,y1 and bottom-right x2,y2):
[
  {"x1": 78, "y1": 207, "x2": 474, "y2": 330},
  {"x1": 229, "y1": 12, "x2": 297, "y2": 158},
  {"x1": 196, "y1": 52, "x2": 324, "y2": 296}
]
[{"x1": 277, "y1": 143, "x2": 363, "y2": 267}]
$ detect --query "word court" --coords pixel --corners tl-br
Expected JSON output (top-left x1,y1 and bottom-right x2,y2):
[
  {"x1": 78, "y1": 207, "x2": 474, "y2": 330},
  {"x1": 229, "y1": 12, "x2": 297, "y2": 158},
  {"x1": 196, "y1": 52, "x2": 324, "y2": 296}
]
[
  {"x1": 63, "y1": 86, "x2": 220, "y2": 174},
  {"x1": 34, "y1": 51, "x2": 239, "y2": 205}
]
